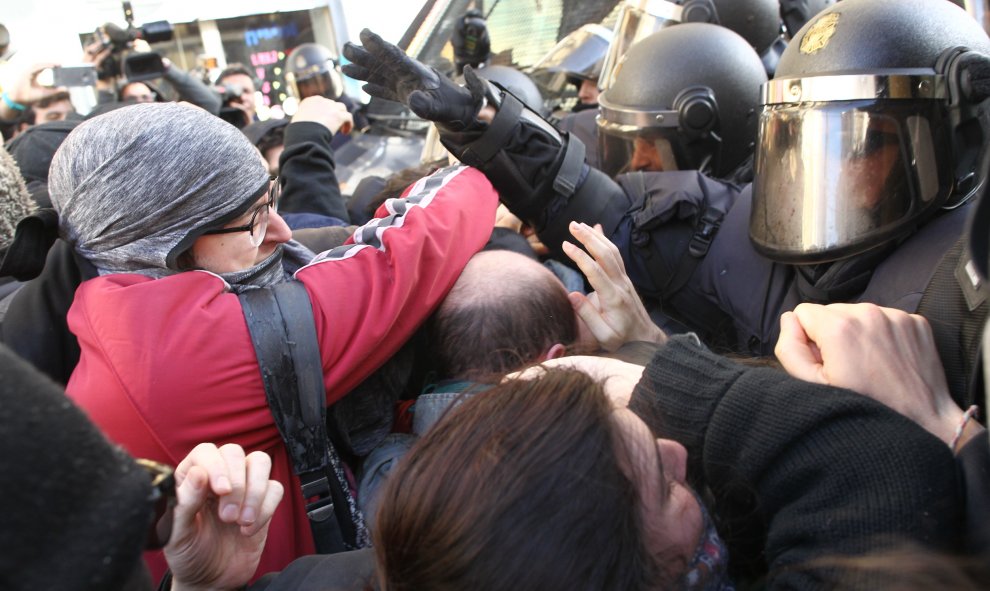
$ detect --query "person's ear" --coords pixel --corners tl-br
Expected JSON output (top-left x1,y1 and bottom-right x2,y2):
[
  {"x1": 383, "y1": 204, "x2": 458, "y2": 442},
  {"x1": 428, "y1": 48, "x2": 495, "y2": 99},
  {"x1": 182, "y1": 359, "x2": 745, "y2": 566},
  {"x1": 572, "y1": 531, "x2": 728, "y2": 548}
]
[
  {"x1": 543, "y1": 343, "x2": 567, "y2": 361},
  {"x1": 656, "y1": 438, "x2": 689, "y2": 485}
]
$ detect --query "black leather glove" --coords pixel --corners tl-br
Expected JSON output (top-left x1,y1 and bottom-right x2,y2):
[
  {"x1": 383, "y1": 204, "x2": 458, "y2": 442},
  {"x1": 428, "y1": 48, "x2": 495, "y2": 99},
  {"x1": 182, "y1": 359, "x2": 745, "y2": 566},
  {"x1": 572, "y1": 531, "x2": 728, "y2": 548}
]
[{"x1": 342, "y1": 28, "x2": 486, "y2": 132}]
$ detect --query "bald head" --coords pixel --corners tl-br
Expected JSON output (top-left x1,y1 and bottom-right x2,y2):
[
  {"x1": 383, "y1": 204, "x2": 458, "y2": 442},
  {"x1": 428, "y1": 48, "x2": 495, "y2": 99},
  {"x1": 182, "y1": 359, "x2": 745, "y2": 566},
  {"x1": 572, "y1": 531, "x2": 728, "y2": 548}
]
[{"x1": 431, "y1": 250, "x2": 577, "y2": 379}]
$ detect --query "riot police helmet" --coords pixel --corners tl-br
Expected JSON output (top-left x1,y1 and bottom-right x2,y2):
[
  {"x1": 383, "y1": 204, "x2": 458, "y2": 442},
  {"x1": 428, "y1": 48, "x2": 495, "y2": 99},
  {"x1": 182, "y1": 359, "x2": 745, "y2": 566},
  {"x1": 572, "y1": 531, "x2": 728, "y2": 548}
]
[
  {"x1": 596, "y1": 23, "x2": 768, "y2": 179},
  {"x1": 751, "y1": 0, "x2": 990, "y2": 263},
  {"x1": 285, "y1": 42, "x2": 344, "y2": 100},
  {"x1": 678, "y1": 0, "x2": 782, "y2": 54},
  {"x1": 531, "y1": 24, "x2": 613, "y2": 91},
  {"x1": 474, "y1": 65, "x2": 548, "y2": 116}
]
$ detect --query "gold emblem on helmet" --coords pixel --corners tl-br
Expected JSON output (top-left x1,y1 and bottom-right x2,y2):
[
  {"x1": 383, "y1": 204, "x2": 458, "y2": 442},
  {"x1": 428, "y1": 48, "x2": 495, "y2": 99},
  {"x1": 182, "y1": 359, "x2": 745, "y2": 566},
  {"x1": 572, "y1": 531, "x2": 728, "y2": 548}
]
[{"x1": 800, "y1": 13, "x2": 840, "y2": 54}]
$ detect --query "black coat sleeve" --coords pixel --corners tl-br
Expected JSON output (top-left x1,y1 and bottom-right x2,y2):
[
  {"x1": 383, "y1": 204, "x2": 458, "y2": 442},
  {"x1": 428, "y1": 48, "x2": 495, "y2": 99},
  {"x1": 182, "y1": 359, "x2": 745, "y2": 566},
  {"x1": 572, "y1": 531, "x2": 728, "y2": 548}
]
[
  {"x1": 957, "y1": 435, "x2": 990, "y2": 556},
  {"x1": 278, "y1": 121, "x2": 350, "y2": 222},
  {"x1": 628, "y1": 335, "x2": 964, "y2": 589},
  {"x1": 249, "y1": 549, "x2": 376, "y2": 591},
  {"x1": 0, "y1": 240, "x2": 91, "y2": 384}
]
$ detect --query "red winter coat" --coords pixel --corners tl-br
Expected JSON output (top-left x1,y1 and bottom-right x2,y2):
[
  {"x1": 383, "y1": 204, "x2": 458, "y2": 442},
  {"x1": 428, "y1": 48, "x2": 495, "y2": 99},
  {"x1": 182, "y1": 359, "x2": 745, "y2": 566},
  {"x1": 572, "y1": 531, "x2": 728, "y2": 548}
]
[{"x1": 64, "y1": 166, "x2": 497, "y2": 580}]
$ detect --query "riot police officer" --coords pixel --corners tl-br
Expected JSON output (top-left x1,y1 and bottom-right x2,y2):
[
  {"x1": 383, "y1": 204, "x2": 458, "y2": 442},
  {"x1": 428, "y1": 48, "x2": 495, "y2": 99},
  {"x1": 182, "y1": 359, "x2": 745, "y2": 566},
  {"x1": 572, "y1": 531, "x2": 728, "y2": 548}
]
[
  {"x1": 595, "y1": 24, "x2": 766, "y2": 182},
  {"x1": 530, "y1": 23, "x2": 612, "y2": 113},
  {"x1": 343, "y1": 0, "x2": 990, "y2": 406},
  {"x1": 563, "y1": 0, "x2": 786, "y2": 172},
  {"x1": 285, "y1": 42, "x2": 369, "y2": 142},
  {"x1": 451, "y1": 9, "x2": 491, "y2": 75}
]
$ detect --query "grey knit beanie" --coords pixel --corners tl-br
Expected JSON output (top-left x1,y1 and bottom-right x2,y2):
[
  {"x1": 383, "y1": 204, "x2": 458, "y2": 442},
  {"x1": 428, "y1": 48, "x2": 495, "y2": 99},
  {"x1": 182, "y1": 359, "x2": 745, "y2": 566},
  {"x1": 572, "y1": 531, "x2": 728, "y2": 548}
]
[
  {"x1": 48, "y1": 102, "x2": 270, "y2": 277},
  {"x1": 0, "y1": 146, "x2": 35, "y2": 252}
]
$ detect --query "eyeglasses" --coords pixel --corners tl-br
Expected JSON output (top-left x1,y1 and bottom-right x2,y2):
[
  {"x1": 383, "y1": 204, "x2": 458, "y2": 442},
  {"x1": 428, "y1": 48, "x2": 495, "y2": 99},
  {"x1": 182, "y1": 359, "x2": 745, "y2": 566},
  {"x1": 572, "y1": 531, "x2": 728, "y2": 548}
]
[
  {"x1": 136, "y1": 458, "x2": 177, "y2": 550},
  {"x1": 203, "y1": 177, "x2": 280, "y2": 247}
]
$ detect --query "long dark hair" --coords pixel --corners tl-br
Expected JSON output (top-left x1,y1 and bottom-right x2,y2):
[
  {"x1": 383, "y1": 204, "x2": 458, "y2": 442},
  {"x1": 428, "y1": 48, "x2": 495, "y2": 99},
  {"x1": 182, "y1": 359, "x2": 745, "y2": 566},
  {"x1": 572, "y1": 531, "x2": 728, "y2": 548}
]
[{"x1": 373, "y1": 368, "x2": 664, "y2": 591}]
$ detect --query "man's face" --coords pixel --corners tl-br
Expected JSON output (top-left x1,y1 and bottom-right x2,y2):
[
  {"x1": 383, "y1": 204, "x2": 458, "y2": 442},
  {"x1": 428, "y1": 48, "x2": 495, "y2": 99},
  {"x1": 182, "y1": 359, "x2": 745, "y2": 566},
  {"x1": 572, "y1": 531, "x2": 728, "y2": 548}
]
[
  {"x1": 630, "y1": 137, "x2": 664, "y2": 172},
  {"x1": 222, "y1": 73, "x2": 257, "y2": 113},
  {"x1": 296, "y1": 71, "x2": 340, "y2": 100},
  {"x1": 577, "y1": 79, "x2": 600, "y2": 106},
  {"x1": 263, "y1": 145, "x2": 284, "y2": 177},
  {"x1": 190, "y1": 182, "x2": 291, "y2": 273},
  {"x1": 121, "y1": 83, "x2": 155, "y2": 103},
  {"x1": 33, "y1": 98, "x2": 73, "y2": 123},
  {"x1": 843, "y1": 123, "x2": 903, "y2": 212}
]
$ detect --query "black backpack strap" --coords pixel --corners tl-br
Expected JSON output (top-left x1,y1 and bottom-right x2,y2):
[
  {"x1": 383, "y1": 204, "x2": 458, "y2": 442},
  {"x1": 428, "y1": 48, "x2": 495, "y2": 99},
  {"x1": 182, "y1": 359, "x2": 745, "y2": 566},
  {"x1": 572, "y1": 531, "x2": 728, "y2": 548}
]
[
  {"x1": 623, "y1": 172, "x2": 736, "y2": 301},
  {"x1": 661, "y1": 181, "x2": 736, "y2": 300},
  {"x1": 239, "y1": 281, "x2": 362, "y2": 554}
]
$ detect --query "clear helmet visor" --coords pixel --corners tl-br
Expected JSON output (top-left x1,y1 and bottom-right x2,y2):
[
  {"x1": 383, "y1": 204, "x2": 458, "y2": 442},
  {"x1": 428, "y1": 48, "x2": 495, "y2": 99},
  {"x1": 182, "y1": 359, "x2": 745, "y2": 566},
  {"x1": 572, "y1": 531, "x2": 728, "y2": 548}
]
[
  {"x1": 530, "y1": 24, "x2": 612, "y2": 94},
  {"x1": 751, "y1": 100, "x2": 952, "y2": 263},
  {"x1": 597, "y1": 117, "x2": 681, "y2": 178},
  {"x1": 599, "y1": 0, "x2": 682, "y2": 92}
]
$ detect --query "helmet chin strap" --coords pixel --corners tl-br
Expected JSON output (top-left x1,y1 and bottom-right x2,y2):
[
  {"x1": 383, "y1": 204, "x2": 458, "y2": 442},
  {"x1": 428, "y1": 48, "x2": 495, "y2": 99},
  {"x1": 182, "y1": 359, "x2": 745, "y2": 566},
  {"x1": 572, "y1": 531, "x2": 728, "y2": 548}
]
[
  {"x1": 683, "y1": 130, "x2": 721, "y2": 178},
  {"x1": 939, "y1": 48, "x2": 990, "y2": 210}
]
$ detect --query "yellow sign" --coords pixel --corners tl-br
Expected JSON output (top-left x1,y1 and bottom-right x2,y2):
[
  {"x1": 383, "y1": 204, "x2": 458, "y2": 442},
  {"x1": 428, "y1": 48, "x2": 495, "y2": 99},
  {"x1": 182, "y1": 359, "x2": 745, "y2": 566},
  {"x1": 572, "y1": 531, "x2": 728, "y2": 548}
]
[{"x1": 800, "y1": 13, "x2": 840, "y2": 54}]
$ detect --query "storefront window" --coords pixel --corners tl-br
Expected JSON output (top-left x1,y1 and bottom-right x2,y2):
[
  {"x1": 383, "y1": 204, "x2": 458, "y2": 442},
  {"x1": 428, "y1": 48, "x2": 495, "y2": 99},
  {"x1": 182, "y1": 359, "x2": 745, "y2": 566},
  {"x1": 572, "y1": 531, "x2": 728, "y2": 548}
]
[{"x1": 215, "y1": 11, "x2": 316, "y2": 118}]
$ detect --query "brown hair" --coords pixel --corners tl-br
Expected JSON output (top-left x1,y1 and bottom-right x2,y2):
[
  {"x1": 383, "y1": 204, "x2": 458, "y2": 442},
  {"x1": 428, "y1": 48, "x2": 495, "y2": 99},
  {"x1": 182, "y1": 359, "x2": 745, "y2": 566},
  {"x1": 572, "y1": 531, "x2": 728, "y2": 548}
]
[
  {"x1": 216, "y1": 63, "x2": 257, "y2": 86},
  {"x1": 373, "y1": 368, "x2": 662, "y2": 591},
  {"x1": 34, "y1": 91, "x2": 72, "y2": 109}
]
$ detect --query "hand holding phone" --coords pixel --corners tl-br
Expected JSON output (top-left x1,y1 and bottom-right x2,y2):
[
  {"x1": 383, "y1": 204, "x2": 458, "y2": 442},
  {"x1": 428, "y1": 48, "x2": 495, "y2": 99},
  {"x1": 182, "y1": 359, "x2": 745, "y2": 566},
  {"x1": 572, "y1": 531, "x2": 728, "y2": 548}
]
[{"x1": 36, "y1": 65, "x2": 98, "y2": 88}]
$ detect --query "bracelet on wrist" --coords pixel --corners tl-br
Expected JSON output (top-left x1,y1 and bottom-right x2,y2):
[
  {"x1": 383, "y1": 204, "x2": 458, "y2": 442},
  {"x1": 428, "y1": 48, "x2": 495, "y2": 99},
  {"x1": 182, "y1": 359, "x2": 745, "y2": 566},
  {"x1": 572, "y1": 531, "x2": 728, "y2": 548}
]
[
  {"x1": 2, "y1": 92, "x2": 27, "y2": 111},
  {"x1": 950, "y1": 405, "x2": 980, "y2": 452}
]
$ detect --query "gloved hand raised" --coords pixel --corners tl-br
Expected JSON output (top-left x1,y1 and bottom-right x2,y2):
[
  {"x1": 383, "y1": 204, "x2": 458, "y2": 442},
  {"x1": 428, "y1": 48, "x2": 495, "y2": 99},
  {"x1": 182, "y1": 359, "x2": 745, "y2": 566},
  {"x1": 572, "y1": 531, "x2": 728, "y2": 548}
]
[{"x1": 342, "y1": 28, "x2": 486, "y2": 131}]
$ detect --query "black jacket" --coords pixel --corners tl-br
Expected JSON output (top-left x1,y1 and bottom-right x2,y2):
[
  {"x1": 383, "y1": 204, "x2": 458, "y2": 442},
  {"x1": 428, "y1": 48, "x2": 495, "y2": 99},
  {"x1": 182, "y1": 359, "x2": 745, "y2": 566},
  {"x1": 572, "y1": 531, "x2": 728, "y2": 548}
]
[
  {"x1": 628, "y1": 335, "x2": 964, "y2": 588},
  {"x1": 279, "y1": 122, "x2": 350, "y2": 223},
  {"x1": 0, "y1": 239, "x2": 92, "y2": 383}
]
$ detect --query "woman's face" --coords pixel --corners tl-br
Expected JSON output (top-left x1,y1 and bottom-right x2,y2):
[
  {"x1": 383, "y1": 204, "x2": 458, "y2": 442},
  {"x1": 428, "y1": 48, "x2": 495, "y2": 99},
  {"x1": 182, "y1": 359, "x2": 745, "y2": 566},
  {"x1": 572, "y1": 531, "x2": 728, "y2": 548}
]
[
  {"x1": 188, "y1": 191, "x2": 292, "y2": 274},
  {"x1": 512, "y1": 356, "x2": 704, "y2": 569},
  {"x1": 613, "y1": 407, "x2": 703, "y2": 575}
]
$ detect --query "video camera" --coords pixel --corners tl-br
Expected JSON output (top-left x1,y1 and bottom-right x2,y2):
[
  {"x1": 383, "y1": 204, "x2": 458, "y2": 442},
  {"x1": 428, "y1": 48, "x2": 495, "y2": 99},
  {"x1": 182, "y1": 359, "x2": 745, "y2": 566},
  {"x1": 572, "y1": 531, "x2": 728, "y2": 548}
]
[
  {"x1": 217, "y1": 83, "x2": 251, "y2": 128},
  {"x1": 94, "y1": 1, "x2": 174, "y2": 82},
  {"x1": 220, "y1": 83, "x2": 245, "y2": 104}
]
